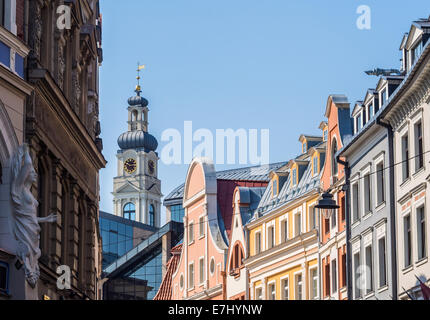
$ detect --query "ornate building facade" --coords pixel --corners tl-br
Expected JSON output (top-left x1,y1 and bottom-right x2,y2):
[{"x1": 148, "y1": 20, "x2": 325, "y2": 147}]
[{"x1": 24, "y1": 0, "x2": 104, "y2": 300}]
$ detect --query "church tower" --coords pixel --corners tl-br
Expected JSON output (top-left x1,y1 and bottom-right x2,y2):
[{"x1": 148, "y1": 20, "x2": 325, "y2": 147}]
[{"x1": 112, "y1": 70, "x2": 162, "y2": 227}]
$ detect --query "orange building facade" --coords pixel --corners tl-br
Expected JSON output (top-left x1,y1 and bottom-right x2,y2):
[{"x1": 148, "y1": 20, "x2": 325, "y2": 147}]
[{"x1": 319, "y1": 95, "x2": 352, "y2": 300}]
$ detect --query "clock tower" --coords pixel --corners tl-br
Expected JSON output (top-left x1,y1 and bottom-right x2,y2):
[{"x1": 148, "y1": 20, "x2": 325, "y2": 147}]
[{"x1": 112, "y1": 75, "x2": 162, "y2": 227}]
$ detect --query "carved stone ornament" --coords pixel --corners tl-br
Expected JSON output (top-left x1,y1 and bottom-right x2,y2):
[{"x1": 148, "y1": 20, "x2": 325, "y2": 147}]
[{"x1": 10, "y1": 144, "x2": 57, "y2": 288}]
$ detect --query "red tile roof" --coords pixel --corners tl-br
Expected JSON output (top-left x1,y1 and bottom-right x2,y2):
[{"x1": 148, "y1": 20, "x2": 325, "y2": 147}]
[{"x1": 154, "y1": 244, "x2": 182, "y2": 300}]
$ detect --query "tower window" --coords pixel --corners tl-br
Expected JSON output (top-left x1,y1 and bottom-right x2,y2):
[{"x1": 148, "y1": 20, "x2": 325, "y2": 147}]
[
  {"x1": 123, "y1": 203, "x2": 136, "y2": 221},
  {"x1": 149, "y1": 204, "x2": 155, "y2": 227}
]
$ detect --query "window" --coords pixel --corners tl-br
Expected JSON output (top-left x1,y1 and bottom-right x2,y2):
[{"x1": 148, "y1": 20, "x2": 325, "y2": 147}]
[
  {"x1": 199, "y1": 258, "x2": 205, "y2": 284},
  {"x1": 281, "y1": 219, "x2": 289, "y2": 242},
  {"x1": 268, "y1": 282, "x2": 276, "y2": 300},
  {"x1": 364, "y1": 173, "x2": 372, "y2": 214},
  {"x1": 376, "y1": 162, "x2": 385, "y2": 206},
  {"x1": 313, "y1": 156, "x2": 318, "y2": 176},
  {"x1": 255, "y1": 287, "x2": 263, "y2": 300},
  {"x1": 188, "y1": 222, "x2": 194, "y2": 244},
  {"x1": 331, "y1": 207, "x2": 337, "y2": 229},
  {"x1": 310, "y1": 268, "x2": 318, "y2": 299},
  {"x1": 331, "y1": 259, "x2": 337, "y2": 294},
  {"x1": 412, "y1": 41, "x2": 423, "y2": 65},
  {"x1": 188, "y1": 263, "x2": 194, "y2": 288},
  {"x1": 356, "y1": 114, "x2": 363, "y2": 132},
  {"x1": 282, "y1": 278, "x2": 289, "y2": 300},
  {"x1": 179, "y1": 274, "x2": 184, "y2": 290},
  {"x1": 171, "y1": 205, "x2": 185, "y2": 223},
  {"x1": 378, "y1": 237, "x2": 387, "y2": 288},
  {"x1": 295, "y1": 212, "x2": 302, "y2": 237},
  {"x1": 123, "y1": 203, "x2": 136, "y2": 221},
  {"x1": 149, "y1": 204, "x2": 155, "y2": 226},
  {"x1": 404, "y1": 214, "x2": 412, "y2": 268},
  {"x1": 417, "y1": 206, "x2": 427, "y2": 261},
  {"x1": 352, "y1": 183, "x2": 360, "y2": 222},
  {"x1": 380, "y1": 89, "x2": 387, "y2": 108},
  {"x1": 341, "y1": 253, "x2": 347, "y2": 288},
  {"x1": 365, "y1": 245, "x2": 373, "y2": 294},
  {"x1": 340, "y1": 196, "x2": 346, "y2": 222},
  {"x1": 324, "y1": 263, "x2": 330, "y2": 297},
  {"x1": 402, "y1": 134, "x2": 410, "y2": 181},
  {"x1": 353, "y1": 252, "x2": 361, "y2": 299},
  {"x1": 332, "y1": 139, "x2": 338, "y2": 176},
  {"x1": 210, "y1": 258, "x2": 215, "y2": 275},
  {"x1": 323, "y1": 129, "x2": 328, "y2": 142},
  {"x1": 363, "y1": 107, "x2": 367, "y2": 126},
  {"x1": 292, "y1": 168, "x2": 297, "y2": 186},
  {"x1": 295, "y1": 274, "x2": 303, "y2": 300},
  {"x1": 368, "y1": 104, "x2": 374, "y2": 119},
  {"x1": 255, "y1": 232, "x2": 261, "y2": 255},
  {"x1": 199, "y1": 216, "x2": 205, "y2": 238},
  {"x1": 272, "y1": 180, "x2": 278, "y2": 197},
  {"x1": 231, "y1": 244, "x2": 244, "y2": 270},
  {"x1": 309, "y1": 206, "x2": 316, "y2": 230},
  {"x1": 0, "y1": 262, "x2": 8, "y2": 294},
  {"x1": 415, "y1": 121, "x2": 424, "y2": 172},
  {"x1": 324, "y1": 215, "x2": 330, "y2": 235},
  {"x1": 267, "y1": 226, "x2": 275, "y2": 249},
  {"x1": 303, "y1": 142, "x2": 307, "y2": 153}
]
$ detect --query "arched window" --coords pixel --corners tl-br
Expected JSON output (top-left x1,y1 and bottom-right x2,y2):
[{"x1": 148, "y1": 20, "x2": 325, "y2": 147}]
[
  {"x1": 149, "y1": 204, "x2": 155, "y2": 227},
  {"x1": 332, "y1": 138, "x2": 338, "y2": 177},
  {"x1": 230, "y1": 243, "x2": 245, "y2": 272},
  {"x1": 123, "y1": 203, "x2": 136, "y2": 221}
]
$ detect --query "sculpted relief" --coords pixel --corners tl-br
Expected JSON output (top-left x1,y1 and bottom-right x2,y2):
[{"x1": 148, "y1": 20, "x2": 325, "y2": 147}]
[{"x1": 10, "y1": 144, "x2": 57, "y2": 288}]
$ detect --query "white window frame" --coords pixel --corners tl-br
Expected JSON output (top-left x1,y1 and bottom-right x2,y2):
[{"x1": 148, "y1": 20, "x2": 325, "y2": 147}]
[
  {"x1": 254, "y1": 231, "x2": 262, "y2": 255},
  {"x1": 402, "y1": 210, "x2": 413, "y2": 269},
  {"x1": 294, "y1": 271, "x2": 304, "y2": 300},
  {"x1": 267, "y1": 280, "x2": 276, "y2": 300},
  {"x1": 376, "y1": 222, "x2": 387, "y2": 290},
  {"x1": 374, "y1": 153, "x2": 386, "y2": 209},
  {"x1": 412, "y1": 114, "x2": 425, "y2": 174},
  {"x1": 280, "y1": 275, "x2": 290, "y2": 300},
  {"x1": 361, "y1": 164, "x2": 372, "y2": 217},
  {"x1": 188, "y1": 262, "x2": 195, "y2": 290},
  {"x1": 352, "y1": 239, "x2": 362, "y2": 299},
  {"x1": 415, "y1": 199, "x2": 427, "y2": 263},
  {"x1": 331, "y1": 257, "x2": 338, "y2": 295},
  {"x1": 278, "y1": 214, "x2": 289, "y2": 243},
  {"x1": 198, "y1": 214, "x2": 205, "y2": 239},
  {"x1": 255, "y1": 285, "x2": 263, "y2": 301},
  {"x1": 351, "y1": 177, "x2": 361, "y2": 224},
  {"x1": 293, "y1": 209, "x2": 302, "y2": 237},
  {"x1": 188, "y1": 220, "x2": 194, "y2": 245},
  {"x1": 266, "y1": 221, "x2": 276, "y2": 249},
  {"x1": 309, "y1": 266, "x2": 319, "y2": 300},
  {"x1": 199, "y1": 256, "x2": 205, "y2": 285}
]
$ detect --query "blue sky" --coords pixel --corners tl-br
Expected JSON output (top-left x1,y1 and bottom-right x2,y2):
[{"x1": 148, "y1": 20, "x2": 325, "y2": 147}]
[{"x1": 98, "y1": 1, "x2": 429, "y2": 224}]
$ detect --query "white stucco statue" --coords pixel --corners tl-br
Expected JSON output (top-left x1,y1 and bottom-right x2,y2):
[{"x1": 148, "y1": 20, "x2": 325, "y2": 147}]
[{"x1": 10, "y1": 144, "x2": 57, "y2": 288}]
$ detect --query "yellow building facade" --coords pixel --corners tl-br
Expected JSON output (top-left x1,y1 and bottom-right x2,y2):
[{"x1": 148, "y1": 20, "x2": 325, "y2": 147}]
[{"x1": 245, "y1": 134, "x2": 326, "y2": 300}]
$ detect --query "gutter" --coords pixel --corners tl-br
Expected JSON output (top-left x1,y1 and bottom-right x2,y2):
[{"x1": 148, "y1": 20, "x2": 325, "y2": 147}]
[
  {"x1": 376, "y1": 118, "x2": 398, "y2": 300},
  {"x1": 336, "y1": 158, "x2": 352, "y2": 300}
]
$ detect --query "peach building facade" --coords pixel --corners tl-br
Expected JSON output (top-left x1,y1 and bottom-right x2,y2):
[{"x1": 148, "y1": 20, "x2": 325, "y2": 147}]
[{"x1": 319, "y1": 95, "x2": 352, "y2": 300}]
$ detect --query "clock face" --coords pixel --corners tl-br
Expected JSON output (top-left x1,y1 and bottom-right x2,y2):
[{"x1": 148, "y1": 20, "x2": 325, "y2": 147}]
[
  {"x1": 124, "y1": 158, "x2": 137, "y2": 174},
  {"x1": 148, "y1": 160, "x2": 155, "y2": 175}
]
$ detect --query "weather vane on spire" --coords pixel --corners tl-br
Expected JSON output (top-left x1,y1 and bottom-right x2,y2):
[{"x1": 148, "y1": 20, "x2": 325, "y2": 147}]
[{"x1": 136, "y1": 63, "x2": 145, "y2": 95}]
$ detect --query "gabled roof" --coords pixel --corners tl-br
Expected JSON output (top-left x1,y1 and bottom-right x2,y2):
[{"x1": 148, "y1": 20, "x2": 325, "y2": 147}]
[
  {"x1": 351, "y1": 101, "x2": 364, "y2": 117},
  {"x1": 163, "y1": 162, "x2": 288, "y2": 206},
  {"x1": 153, "y1": 244, "x2": 182, "y2": 300}
]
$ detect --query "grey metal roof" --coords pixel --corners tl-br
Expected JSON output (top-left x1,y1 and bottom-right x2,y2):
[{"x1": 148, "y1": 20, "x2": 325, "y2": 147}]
[
  {"x1": 248, "y1": 153, "x2": 322, "y2": 224},
  {"x1": 163, "y1": 162, "x2": 288, "y2": 205}
]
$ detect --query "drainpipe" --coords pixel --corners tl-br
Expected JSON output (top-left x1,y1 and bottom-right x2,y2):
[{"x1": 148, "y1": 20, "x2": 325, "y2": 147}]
[
  {"x1": 337, "y1": 158, "x2": 351, "y2": 300},
  {"x1": 376, "y1": 118, "x2": 398, "y2": 300}
]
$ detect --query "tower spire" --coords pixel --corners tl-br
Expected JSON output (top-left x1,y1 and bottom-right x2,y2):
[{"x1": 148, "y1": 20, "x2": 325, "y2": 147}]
[{"x1": 136, "y1": 63, "x2": 145, "y2": 95}]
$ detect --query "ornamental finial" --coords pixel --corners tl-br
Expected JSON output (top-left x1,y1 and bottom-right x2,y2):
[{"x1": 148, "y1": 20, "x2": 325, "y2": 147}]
[{"x1": 136, "y1": 63, "x2": 145, "y2": 95}]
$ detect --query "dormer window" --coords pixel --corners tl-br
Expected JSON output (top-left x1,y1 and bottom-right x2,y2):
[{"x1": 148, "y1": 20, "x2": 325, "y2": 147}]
[
  {"x1": 411, "y1": 41, "x2": 423, "y2": 66},
  {"x1": 323, "y1": 129, "x2": 328, "y2": 142},
  {"x1": 356, "y1": 113, "x2": 363, "y2": 133},
  {"x1": 272, "y1": 179, "x2": 278, "y2": 197},
  {"x1": 292, "y1": 168, "x2": 297, "y2": 186},
  {"x1": 368, "y1": 103, "x2": 374, "y2": 119},
  {"x1": 380, "y1": 89, "x2": 387, "y2": 108},
  {"x1": 303, "y1": 142, "x2": 307, "y2": 154},
  {"x1": 313, "y1": 156, "x2": 318, "y2": 176}
]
